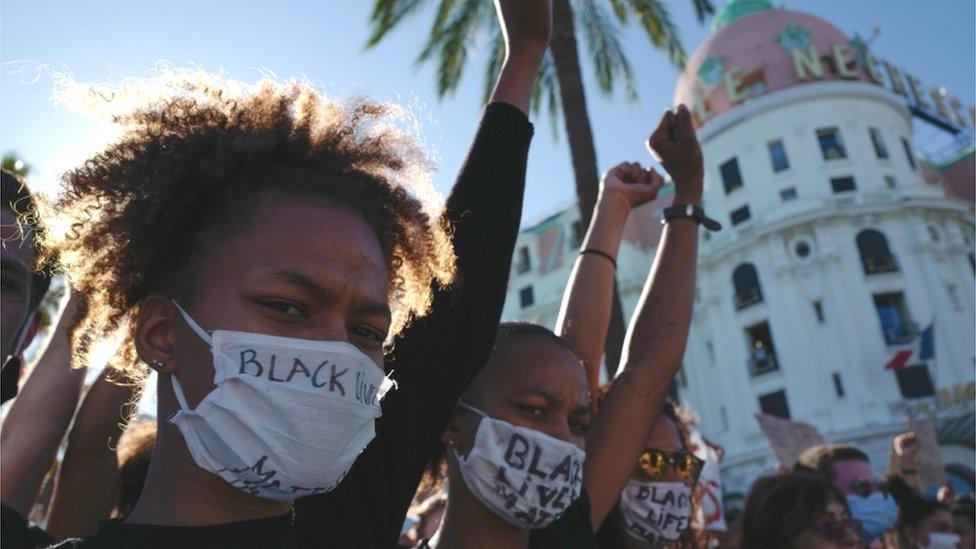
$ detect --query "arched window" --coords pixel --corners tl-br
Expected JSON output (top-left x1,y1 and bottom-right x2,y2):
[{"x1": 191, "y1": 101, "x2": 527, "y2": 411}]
[
  {"x1": 733, "y1": 263, "x2": 763, "y2": 310},
  {"x1": 857, "y1": 229, "x2": 899, "y2": 274}
]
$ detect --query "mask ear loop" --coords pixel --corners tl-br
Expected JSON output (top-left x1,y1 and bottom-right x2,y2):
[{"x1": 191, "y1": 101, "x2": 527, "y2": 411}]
[
  {"x1": 168, "y1": 300, "x2": 213, "y2": 413},
  {"x1": 451, "y1": 401, "x2": 489, "y2": 464}
]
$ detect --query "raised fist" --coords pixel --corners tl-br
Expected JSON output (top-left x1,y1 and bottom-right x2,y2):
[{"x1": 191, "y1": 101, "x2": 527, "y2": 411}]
[
  {"x1": 495, "y1": 0, "x2": 551, "y2": 57},
  {"x1": 600, "y1": 162, "x2": 664, "y2": 210},
  {"x1": 646, "y1": 104, "x2": 704, "y2": 205}
]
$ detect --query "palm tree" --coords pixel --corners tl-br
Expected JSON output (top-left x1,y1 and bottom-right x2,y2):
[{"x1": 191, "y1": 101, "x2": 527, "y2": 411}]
[{"x1": 366, "y1": 0, "x2": 713, "y2": 378}]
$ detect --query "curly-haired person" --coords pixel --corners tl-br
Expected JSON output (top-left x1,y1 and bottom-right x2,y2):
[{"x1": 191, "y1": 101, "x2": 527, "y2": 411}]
[{"x1": 19, "y1": 2, "x2": 551, "y2": 547}]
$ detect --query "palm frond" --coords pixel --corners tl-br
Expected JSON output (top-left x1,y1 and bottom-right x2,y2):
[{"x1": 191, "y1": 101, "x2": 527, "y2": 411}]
[
  {"x1": 691, "y1": 0, "x2": 716, "y2": 23},
  {"x1": 624, "y1": 0, "x2": 687, "y2": 68},
  {"x1": 366, "y1": 0, "x2": 430, "y2": 49},
  {"x1": 416, "y1": 0, "x2": 490, "y2": 97},
  {"x1": 607, "y1": 0, "x2": 630, "y2": 24},
  {"x1": 532, "y1": 51, "x2": 561, "y2": 136},
  {"x1": 574, "y1": 0, "x2": 639, "y2": 102}
]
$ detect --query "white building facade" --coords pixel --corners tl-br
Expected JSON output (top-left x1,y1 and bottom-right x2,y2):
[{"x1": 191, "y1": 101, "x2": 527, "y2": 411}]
[{"x1": 502, "y1": 0, "x2": 976, "y2": 514}]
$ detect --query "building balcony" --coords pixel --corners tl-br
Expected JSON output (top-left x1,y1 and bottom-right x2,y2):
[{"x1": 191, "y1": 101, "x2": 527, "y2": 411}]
[
  {"x1": 883, "y1": 322, "x2": 919, "y2": 346},
  {"x1": 863, "y1": 255, "x2": 900, "y2": 275},
  {"x1": 734, "y1": 289, "x2": 763, "y2": 311},
  {"x1": 747, "y1": 353, "x2": 779, "y2": 377}
]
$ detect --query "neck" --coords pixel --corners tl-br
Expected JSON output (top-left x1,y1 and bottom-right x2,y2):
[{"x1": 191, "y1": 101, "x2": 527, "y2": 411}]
[
  {"x1": 126, "y1": 418, "x2": 291, "y2": 526},
  {"x1": 429, "y1": 469, "x2": 529, "y2": 549}
]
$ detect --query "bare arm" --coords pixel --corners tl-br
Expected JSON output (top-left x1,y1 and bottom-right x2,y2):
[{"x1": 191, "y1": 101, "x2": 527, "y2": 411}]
[
  {"x1": 555, "y1": 164, "x2": 663, "y2": 406},
  {"x1": 0, "y1": 295, "x2": 85, "y2": 517},
  {"x1": 488, "y1": 0, "x2": 550, "y2": 114},
  {"x1": 44, "y1": 370, "x2": 138, "y2": 539},
  {"x1": 583, "y1": 106, "x2": 704, "y2": 526}
]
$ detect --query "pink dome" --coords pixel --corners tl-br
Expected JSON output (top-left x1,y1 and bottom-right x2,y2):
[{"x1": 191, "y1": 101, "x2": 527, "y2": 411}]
[{"x1": 674, "y1": 8, "x2": 877, "y2": 128}]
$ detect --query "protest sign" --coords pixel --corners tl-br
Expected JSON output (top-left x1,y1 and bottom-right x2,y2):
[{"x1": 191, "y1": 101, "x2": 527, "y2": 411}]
[{"x1": 755, "y1": 413, "x2": 824, "y2": 469}]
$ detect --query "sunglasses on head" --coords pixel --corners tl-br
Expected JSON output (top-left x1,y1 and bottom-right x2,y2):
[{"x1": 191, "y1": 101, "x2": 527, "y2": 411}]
[
  {"x1": 634, "y1": 448, "x2": 704, "y2": 486},
  {"x1": 848, "y1": 479, "x2": 887, "y2": 498},
  {"x1": 810, "y1": 517, "x2": 862, "y2": 542}
]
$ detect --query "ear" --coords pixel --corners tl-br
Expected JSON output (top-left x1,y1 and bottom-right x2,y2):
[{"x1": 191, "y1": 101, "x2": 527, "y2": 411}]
[
  {"x1": 135, "y1": 293, "x2": 178, "y2": 374},
  {"x1": 441, "y1": 407, "x2": 463, "y2": 447}
]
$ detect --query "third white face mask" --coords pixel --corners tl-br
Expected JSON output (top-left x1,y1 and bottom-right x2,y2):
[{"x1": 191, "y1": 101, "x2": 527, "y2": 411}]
[
  {"x1": 453, "y1": 402, "x2": 585, "y2": 529},
  {"x1": 168, "y1": 302, "x2": 395, "y2": 501},
  {"x1": 620, "y1": 480, "x2": 693, "y2": 545}
]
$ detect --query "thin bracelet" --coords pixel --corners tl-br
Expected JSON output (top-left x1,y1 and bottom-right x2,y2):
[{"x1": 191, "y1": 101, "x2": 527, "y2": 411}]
[{"x1": 579, "y1": 248, "x2": 617, "y2": 269}]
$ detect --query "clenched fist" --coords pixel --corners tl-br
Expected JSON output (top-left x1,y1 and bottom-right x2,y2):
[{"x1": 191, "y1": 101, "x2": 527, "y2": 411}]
[
  {"x1": 646, "y1": 104, "x2": 704, "y2": 205},
  {"x1": 599, "y1": 162, "x2": 664, "y2": 210}
]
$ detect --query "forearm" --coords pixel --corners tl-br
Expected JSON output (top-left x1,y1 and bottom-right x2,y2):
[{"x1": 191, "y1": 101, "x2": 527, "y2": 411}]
[
  {"x1": 0, "y1": 328, "x2": 84, "y2": 516},
  {"x1": 618, "y1": 216, "x2": 699, "y2": 391},
  {"x1": 583, "y1": 217, "x2": 699, "y2": 525},
  {"x1": 555, "y1": 194, "x2": 630, "y2": 398},
  {"x1": 489, "y1": 49, "x2": 546, "y2": 115},
  {"x1": 45, "y1": 374, "x2": 136, "y2": 538}
]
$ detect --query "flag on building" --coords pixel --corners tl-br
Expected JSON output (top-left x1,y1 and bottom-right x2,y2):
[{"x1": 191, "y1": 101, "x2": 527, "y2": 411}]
[{"x1": 884, "y1": 321, "x2": 934, "y2": 371}]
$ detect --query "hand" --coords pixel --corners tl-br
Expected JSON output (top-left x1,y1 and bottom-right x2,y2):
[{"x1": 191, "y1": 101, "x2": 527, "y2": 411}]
[
  {"x1": 893, "y1": 431, "x2": 918, "y2": 462},
  {"x1": 646, "y1": 104, "x2": 704, "y2": 204},
  {"x1": 494, "y1": 0, "x2": 551, "y2": 59},
  {"x1": 599, "y1": 162, "x2": 664, "y2": 210}
]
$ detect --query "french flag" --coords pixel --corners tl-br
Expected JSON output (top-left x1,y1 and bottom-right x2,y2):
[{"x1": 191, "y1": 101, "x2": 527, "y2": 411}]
[{"x1": 885, "y1": 322, "x2": 935, "y2": 371}]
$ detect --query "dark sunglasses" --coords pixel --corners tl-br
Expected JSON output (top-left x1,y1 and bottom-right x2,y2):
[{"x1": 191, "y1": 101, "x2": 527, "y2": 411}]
[
  {"x1": 848, "y1": 479, "x2": 888, "y2": 498},
  {"x1": 634, "y1": 448, "x2": 704, "y2": 486},
  {"x1": 810, "y1": 517, "x2": 863, "y2": 542}
]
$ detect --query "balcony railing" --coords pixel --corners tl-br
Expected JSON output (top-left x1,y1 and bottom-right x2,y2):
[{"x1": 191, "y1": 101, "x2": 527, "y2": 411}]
[
  {"x1": 883, "y1": 322, "x2": 919, "y2": 346},
  {"x1": 747, "y1": 352, "x2": 779, "y2": 377},
  {"x1": 734, "y1": 289, "x2": 763, "y2": 311},
  {"x1": 863, "y1": 255, "x2": 900, "y2": 275}
]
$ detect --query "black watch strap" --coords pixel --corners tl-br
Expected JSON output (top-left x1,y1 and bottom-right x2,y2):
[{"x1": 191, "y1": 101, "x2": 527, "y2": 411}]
[{"x1": 661, "y1": 204, "x2": 722, "y2": 231}]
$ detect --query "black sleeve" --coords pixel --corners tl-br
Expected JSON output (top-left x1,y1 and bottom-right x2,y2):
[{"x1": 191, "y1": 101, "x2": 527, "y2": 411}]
[
  {"x1": 293, "y1": 102, "x2": 533, "y2": 548},
  {"x1": 2, "y1": 503, "x2": 54, "y2": 549},
  {"x1": 529, "y1": 490, "x2": 600, "y2": 549}
]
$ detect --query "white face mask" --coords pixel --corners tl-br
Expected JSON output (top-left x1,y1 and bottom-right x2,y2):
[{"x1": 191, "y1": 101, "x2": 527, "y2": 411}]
[
  {"x1": 619, "y1": 480, "x2": 693, "y2": 545},
  {"x1": 168, "y1": 302, "x2": 394, "y2": 501},
  {"x1": 452, "y1": 402, "x2": 585, "y2": 530},
  {"x1": 924, "y1": 532, "x2": 961, "y2": 549}
]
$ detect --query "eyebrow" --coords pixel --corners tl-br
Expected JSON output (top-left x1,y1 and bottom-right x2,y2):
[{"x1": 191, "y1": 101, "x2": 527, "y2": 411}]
[
  {"x1": 271, "y1": 269, "x2": 391, "y2": 320},
  {"x1": 514, "y1": 388, "x2": 592, "y2": 416}
]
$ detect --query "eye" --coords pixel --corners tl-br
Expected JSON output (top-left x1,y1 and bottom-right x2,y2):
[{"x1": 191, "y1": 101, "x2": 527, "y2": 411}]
[
  {"x1": 517, "y1": 404, "x2": 547, "y2": 420},
  {"x1": 351, "y1": 325, "x2": 385, "y2": 344},
  {"x1": 569, "y1": 419, "x2": 589, "y2": 436},
  {"x1": 260, "y1": 299, "x2": 305, "y2": 318}
]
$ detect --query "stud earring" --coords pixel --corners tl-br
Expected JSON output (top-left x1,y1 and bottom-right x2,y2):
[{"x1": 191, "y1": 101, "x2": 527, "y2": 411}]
[{"x1": 148, "y1": 358, "x2": 165, "y2": 371}]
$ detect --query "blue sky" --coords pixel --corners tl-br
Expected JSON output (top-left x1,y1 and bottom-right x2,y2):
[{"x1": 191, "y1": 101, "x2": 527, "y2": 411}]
[{"x1": 2, "y1": 0, "x2": 974, "y2": 225}]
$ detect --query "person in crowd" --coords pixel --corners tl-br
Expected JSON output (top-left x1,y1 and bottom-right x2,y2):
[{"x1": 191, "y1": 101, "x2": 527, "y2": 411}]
[
  {"x1": 419, "y1": 104, "x2": 711, "y2": 549},
  {"x1": 550, "y1": 145, "x2": 719, "y2": 548},
  {"x1": 595, "y1": 397, "x2": 707, "y2": 548},
  {"x1": 739, "y1": 473, "x2": 862, "y2": 548},
  {"x1": 795, "y1": 444, "x2": 901, "y2": 543},
  {"x1": 949, "y1": 496, "x2": 974, "y2": 548},
  {"x1": 887, "y1": 476, "x2": 960, "y2": 548},
  {"x1": 2, "y1": 170, "x2": 85, "y2": 548},
  {"x1": 0, "y1": 169, "x2": 53, "y2": 401},
  {"x1": 17, "y1": 1, "x2": 550, "y2": 546}
]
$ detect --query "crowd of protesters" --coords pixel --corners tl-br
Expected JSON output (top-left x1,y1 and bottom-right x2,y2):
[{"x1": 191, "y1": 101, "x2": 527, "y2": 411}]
[{"x1": 0, "y1": 1, "x2": 971, "y2": 548}]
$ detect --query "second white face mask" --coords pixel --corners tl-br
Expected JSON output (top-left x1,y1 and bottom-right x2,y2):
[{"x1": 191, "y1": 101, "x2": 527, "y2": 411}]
[
  {"x1": 168, "y1": 302, "x2": 395, "y2": 501},
  {"x1": 453, "y1": 402, "x2": 585, "y2": 530},
  {"x1": 620, "y1": 480, "x2": 693, "y2": 545}
]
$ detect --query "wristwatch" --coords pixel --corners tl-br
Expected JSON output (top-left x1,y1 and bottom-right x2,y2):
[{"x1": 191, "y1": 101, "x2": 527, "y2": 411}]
[{"x1": 661, "y1": 204, "x2": 722, "y2": 231}]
